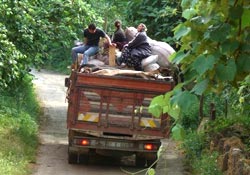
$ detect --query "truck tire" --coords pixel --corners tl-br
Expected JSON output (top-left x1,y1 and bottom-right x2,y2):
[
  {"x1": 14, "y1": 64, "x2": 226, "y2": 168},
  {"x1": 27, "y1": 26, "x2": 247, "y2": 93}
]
[
  {"x1": 68, "y1": 151, "x2": 78, "y2": 164},
  {"x1": 79, "y1": 154, "x2": 89, "y2": 164},
  {"x1": 135, "y1": 156, "x2": 146, "y2": 167},
  {"x1": 147, "y1": 158, "x2": 157, "y2": 168}
]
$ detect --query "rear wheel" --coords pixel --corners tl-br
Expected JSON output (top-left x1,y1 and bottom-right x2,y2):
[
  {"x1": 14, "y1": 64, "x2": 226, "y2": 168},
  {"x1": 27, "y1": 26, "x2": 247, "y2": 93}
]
[
  {"x1": 136, "y1": 155, "x2": 146, "y2": 167},
  {"x1": 79, "y1": 154, "x2": 89, "y2": 164},
  {"x1": 147, "y1": 158, "x2": 157, "y2": 168},
  {"x1": 68, "y1": 150, "x2": 78, "y2": 164}
]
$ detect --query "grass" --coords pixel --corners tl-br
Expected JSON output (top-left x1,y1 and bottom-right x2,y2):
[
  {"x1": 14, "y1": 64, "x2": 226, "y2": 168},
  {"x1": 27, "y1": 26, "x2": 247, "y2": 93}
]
[{"x1": 0, "y1": 74, "x2": 40, "y2": 175}]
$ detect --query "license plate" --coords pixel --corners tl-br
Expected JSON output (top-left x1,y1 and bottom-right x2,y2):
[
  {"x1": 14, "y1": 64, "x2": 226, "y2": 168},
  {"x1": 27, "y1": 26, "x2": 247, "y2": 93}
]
[{"x1": 105, "y1": 141, "x2": 134, "y2": 149}]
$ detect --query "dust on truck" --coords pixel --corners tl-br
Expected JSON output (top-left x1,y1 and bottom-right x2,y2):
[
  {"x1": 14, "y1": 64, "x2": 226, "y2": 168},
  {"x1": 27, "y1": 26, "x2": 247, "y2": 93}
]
[{"x1": 65, "y1": 68, "x2": 174, "y2": 166}]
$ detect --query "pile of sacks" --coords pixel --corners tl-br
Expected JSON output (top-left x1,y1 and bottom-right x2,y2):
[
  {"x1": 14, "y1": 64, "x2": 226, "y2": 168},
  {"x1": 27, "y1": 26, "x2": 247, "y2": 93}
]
[
  {"x1": 83, "y1": 51, "x2": 161, "y2": 72},
  {"x1": 115, "y1": 50, "x2": 161, "y2": 72}
]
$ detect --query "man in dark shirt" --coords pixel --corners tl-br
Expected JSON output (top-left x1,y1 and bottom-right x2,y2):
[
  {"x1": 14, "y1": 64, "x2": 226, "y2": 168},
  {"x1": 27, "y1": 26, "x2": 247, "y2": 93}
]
[
  {"x1": 71, "y1": 23, "x2": 113, "y2": 66},
  {"x1": 112, "y1": 20, "x2": 127, "y2": 51}
]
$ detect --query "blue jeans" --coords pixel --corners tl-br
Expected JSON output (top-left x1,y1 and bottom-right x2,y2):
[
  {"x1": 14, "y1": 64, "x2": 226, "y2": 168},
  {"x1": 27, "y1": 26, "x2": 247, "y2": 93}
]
[{"x1": 71, "y1": 45, "x2": 99, "y2": 65}]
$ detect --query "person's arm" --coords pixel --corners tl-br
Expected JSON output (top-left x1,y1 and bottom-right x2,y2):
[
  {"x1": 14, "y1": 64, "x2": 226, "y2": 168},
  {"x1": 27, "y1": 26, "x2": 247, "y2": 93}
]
[
  {"x1": 105, "y1": 34, "x2": 113, "y2": 46},
  {"x1": 127, "y1": 32, "x2": 145, "y2": 48},
  {"x1": 105, "y1": 34, "x2": 116, "y2": 46},
  {"x1": 83, "y1": 29, "x2": 88, "y2": 44}
]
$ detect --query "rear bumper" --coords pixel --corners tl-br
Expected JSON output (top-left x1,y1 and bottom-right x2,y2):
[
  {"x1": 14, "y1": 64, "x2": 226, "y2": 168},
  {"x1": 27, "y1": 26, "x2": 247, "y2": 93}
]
[{"x1": 71, "y1": 136, "x2": 161, "y2": 152}]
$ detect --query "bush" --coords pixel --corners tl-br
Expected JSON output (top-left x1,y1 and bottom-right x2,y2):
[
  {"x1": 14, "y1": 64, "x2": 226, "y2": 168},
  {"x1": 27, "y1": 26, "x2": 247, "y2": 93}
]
[
  {"x1": 193, "y1": 151, "x2": 222, "y2": 175},
  {"x1": 182, "y1": 131, "x2": 206, "y2": 160},
  {"x1": 0, "y1": 74, "x2": 39, "y2": 175},
  {"x1": 182, "y1": 131, "x2": 223, "y2": 175}
]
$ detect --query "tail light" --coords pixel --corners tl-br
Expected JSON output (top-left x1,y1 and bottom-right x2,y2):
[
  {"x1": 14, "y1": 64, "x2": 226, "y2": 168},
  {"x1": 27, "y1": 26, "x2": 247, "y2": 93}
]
[
  {"x1": 144, "y1": 143, "x2": 158, "y2": 150},
  {"x1": 81, "y1": 139, "x2": 90, "y2": 146},
  {"x1": 75, "y1": 139, "x2": 90, "y2": 146}
]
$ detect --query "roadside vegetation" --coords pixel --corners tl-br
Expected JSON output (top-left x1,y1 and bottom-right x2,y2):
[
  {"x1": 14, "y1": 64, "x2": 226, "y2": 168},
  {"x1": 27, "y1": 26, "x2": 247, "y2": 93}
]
[
  {"x1": 0, "y1": 0, "x2": 249, "y2": 174},
  {"x1": 0, "y1": 75, "x2": 40, "y2": 175}
]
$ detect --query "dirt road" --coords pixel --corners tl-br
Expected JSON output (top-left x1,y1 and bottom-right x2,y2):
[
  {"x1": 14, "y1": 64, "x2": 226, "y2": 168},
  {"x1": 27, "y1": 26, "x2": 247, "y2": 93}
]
[
  {"x1": 31, "y1": 69, "x2": 145, "y2": 175},
  {"x1": 31, "y1": 69, "x2": 186, "y2": 175}
]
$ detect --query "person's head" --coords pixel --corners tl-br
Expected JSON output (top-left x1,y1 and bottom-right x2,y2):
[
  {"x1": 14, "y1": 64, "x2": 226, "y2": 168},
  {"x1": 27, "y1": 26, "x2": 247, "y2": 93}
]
[
  {"x1": 137, "y1": 23, "x2": 147, "y2": 32},
  {"x1": 114, "y1": 20, "x2": 121, "y2": 28},
  {"x1": 88, "y1": 23, "x2": 96, "y2": 33}
]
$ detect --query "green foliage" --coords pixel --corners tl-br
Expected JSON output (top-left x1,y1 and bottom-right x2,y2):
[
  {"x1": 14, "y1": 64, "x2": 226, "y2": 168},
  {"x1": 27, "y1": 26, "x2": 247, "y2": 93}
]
[
  {"x1": 150, "y1": 0, "x2": 250, "y2": 142},
  {"x1": 193, "y1": 151, "x2": 222, "y2": 175},
  {"x1": 172, "y1": 124, "x2": 186, "y2": 140},
  {"x1": 206, "y1": 117, "x2": 235, "y2": 135},
  {"x1": 182, "y1": 131, "x2": 206, "y2": 160},
  {"x1": 174, "y1": 0, "x2": 250, "y2": 91},
  {"x1": 206, "y1": 115, "x2": 250, "y2": 140},
  {"x1": 181, "y1": 131, "x2": 222, "y2": 174},
  {"x1": 202, "y1": 92, "x2": 226, "y2": 118},
  {"x1": 37, "y1": 0, "x2": 103, "y2": 70},
  {"x1": 149, "y1": 85, "x2": 199, "y2": 140},
  {"x1": 233, "y1": 75, "x2": 250, "y2": 116},
  {"x1": 0, "y1": 0, "x2": 102, "y2": 90},
  {"x1": 85, "y1": 0, "x2": 130, "y2": 34},
  {"x1": 185, "y1": 114, "x2": 250, "y2": 174},
  {"x1": 180, "y1": 103, "x2": 199, "y2": 130},
  {"x1": 171, "y1": 90, "x2": 199, "y2": 112},
  {"x1": 147, "y1": 168, "x2": 156, "y2": 175},
  {"x1": 0, "y1": 75, "x2": 39, "y2": 175},
  {"x1": 125, "y1": 0, "x2": 183, "y2": 48},
  {"x1": 0, "y1": 23, "x2": 28, "y2": 89}
]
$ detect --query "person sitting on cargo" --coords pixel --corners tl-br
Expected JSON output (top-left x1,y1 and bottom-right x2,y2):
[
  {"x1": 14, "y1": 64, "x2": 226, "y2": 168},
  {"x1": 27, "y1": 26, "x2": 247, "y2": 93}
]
[
  {"x1": 71, "y1": 23, "x2": 114, "y2": 68},
  {"x1": 112, "y1": 20, "x2": 127, "y2": 51},
  {"x1": 115, "y1": 23, "x2": 152, "y2": 71}
]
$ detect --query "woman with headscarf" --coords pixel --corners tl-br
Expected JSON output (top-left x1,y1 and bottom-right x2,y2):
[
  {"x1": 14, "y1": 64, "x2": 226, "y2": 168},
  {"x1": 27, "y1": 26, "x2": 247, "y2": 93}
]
[{"x1": 116, "y1": 23, "x2": 151, "y2": 71}]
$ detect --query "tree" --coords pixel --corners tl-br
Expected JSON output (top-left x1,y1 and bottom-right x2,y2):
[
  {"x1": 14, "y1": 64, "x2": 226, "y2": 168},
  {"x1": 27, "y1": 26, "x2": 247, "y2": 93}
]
[
  {"x1": 149, "y1": 0, "x2": 250, "y2": 140},
  {"x1": 125, "y1": 0, "x2": 183, "y2": 48},
  {"x1": 0, "y1": 0, "x2": 101, "y2": 90}
]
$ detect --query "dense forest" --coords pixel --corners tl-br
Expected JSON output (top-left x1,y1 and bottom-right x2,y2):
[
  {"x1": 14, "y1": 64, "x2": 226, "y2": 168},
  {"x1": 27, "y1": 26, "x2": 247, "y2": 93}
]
[{"x1": 0, "y1": 0, "x2": 249, "y2": 174}]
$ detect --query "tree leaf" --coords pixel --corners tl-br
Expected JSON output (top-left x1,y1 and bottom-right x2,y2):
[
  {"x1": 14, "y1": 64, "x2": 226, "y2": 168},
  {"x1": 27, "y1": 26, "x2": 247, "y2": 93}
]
[
  {"x1": 183, "y1": 68, "x2": 198, "y2": 82},
  {"x1": 191, "y1": 79, "x2": 209, "y2": 95},
  {"x1": 147, "y1": 168, "x2": 155, "y2": 175},
  {"x1": 216, "y1": 59, "x2": 237, "y2": 81},
  {"x1": 172, "y1": 124, "x2": 185, "y2": 141},
  {"x1": 236, "y1": 54, "x2": 250, "y2": 73},
  {"x1": 242, "y1": 8, "x2": 250, "y2": 29},
  {"x1": 172, "y1": 51, "x2": 188, "y2": 64},
  {"x1": 174, "y1": 24, "x2": 191, "y2": 40},
  {"x1": 170, "y1": 91, "x2": 199, "y2": 113},
  {"x1": 148, "y1": 103, "x2": 163, "y2": 118},
  {"x1": 168, "y1": 105, "x2": 180, "y2": 121},
  {"x1": 220, "y1": 40, "x2": 240, "y2": 54},
  {"x1": 229, "y1": 5, "x2": 243, "y2": 20},
  {"x1": 149, "y1": 95, "x2": 169, "y2": 118},
  {"x1": 182, "y1": 8, "x2": 196, "y2": 20},
  {"x1": 244, "y1": 75, "x2": 250, "y2": 84},
  {"x1": 181, "y1": 0, "x2": 198, "y2": 9},
  {"x1": 209, "y1": 23, "x2": 231, "y2": 42},
  {"x1": 192, "y1": 54, "x2": 217, "y2": 75}
]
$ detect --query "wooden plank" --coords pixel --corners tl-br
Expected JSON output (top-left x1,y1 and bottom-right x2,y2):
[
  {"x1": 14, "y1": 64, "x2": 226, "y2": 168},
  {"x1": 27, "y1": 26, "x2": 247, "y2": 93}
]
[
  {"x1": 76, "y1": 73, "x2": 173, "y2": 94},
  {"x1": 109, "y1": 45, "x2": 116, "y2": 66}
]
